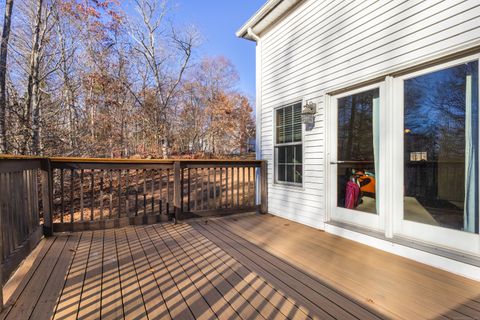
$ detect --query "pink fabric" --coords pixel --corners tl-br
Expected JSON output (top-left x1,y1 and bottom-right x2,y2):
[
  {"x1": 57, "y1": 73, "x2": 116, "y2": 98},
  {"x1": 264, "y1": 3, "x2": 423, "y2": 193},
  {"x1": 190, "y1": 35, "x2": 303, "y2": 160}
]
[{"x1": 345, "y1": 181, "x2": 360, "y2": 209}]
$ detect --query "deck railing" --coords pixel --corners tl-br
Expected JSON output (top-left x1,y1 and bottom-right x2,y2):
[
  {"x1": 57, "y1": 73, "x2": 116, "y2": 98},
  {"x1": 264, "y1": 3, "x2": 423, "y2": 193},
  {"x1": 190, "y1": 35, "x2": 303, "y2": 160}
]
[
  {"x1": 48, "y1": 158, "x2": 267, "y2": 232},
  {"x1": 0, "y1": 156, "x2": 267, "y2": 309},
  {"x1": 0, "y1": 157, "x2": 47, "y2": 310}
]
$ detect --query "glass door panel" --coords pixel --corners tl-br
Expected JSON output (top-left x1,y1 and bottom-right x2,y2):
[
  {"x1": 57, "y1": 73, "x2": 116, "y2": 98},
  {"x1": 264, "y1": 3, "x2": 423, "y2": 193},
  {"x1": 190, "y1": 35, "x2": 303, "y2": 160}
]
[
  {"x1": 403, "y1": 60, "x2": 479, "y2": 234},
  {"x1": 329, "y1": 84, "x2": 385, "y2": 231},
  {"x1": 337, "y1": 88, "x2": 379, "y2": 215}
]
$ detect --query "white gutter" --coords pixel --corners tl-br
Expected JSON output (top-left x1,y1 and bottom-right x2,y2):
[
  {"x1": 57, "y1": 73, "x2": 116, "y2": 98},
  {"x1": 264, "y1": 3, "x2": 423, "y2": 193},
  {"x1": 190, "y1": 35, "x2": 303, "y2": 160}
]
[
  {"x1": 237, "y1": 0, "x2": 302, "y2": 40},
  {"x1": 236, "y1": 0, "x2": 283, "y2": 39},
  {"x1": 247, "y1": 27, "x2": 261, "y2": 42}
]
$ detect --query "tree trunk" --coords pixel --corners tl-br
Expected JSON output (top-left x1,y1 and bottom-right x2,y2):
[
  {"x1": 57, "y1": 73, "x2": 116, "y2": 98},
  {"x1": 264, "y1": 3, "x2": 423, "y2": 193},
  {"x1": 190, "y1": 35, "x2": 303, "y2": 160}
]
[
  {"x1": 0, "y1": 0, "x2": 14, "y2": 154},
  {"x1": 27, "y1": 0, "x2": 43, "y2": 155}
]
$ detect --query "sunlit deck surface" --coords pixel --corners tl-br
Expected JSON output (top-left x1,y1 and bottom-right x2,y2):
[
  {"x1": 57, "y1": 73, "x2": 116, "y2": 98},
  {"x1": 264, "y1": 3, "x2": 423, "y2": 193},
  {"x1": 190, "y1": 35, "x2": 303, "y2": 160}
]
[{"x1": 1, "y1": 214, "x2": 480, "y2": 320}]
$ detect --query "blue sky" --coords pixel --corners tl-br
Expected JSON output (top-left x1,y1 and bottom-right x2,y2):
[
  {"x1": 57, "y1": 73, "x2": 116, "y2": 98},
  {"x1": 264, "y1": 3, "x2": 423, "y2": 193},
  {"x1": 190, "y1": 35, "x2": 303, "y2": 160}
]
[{"x1": 171, "y1": 0, "x2": 265, "y2": 100}]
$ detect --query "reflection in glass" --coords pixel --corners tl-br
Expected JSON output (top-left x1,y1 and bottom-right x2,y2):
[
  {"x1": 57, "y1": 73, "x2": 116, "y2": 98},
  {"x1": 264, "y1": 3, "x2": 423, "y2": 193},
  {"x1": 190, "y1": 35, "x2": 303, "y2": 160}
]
[
  {"x1": 404, "y1": 61, "x2": 479, "y2": 233},
  {"x1": 337, "y1": 88, "x2": 379, "y2": 214}
]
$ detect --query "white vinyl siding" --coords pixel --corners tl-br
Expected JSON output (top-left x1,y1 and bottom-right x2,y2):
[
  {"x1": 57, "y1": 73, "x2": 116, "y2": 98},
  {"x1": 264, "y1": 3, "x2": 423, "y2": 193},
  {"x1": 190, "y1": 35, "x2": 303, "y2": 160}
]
[{"x1": 258, "y1": 0, "x2": 480, "y2": 229}]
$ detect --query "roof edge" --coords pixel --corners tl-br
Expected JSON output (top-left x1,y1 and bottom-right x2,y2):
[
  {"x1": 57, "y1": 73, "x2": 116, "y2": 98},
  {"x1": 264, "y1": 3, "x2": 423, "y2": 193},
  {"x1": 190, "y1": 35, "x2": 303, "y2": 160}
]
[{"x1": 236, "y1": 0, "x2": 301, "y2": 41}]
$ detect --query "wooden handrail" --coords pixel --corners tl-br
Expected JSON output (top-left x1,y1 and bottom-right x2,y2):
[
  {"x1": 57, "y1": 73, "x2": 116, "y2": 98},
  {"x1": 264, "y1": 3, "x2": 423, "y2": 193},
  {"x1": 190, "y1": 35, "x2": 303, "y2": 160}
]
[{"x1": 0, "y1": 156, "x2": 268, "y2": 229}]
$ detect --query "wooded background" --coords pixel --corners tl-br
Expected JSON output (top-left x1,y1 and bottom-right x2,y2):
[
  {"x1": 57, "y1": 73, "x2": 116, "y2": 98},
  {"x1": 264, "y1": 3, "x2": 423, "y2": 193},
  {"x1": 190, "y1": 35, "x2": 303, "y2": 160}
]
[{"x1": 0, "y1": 0, "x2": 255, "y2": 158}]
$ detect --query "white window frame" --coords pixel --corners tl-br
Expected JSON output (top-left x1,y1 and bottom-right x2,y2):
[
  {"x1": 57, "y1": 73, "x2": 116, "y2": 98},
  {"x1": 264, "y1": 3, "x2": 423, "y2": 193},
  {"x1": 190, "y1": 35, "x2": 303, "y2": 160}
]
[
  {"x1": 326, "y1": 82, "x2": 387, "y2": 232},
  {"x1": 273, "y1": 101, "x2": 304, "y2": 188},
  {"x1": 391, "y1": 54, "x2": 480, "y2": 253}
]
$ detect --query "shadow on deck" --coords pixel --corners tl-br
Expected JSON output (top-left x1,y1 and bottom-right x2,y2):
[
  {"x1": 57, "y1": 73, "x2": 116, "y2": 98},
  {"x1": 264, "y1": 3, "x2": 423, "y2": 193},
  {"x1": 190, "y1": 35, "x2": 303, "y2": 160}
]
[{"x1": 1, "y1": 214, "x2": 480, "y2": 320}]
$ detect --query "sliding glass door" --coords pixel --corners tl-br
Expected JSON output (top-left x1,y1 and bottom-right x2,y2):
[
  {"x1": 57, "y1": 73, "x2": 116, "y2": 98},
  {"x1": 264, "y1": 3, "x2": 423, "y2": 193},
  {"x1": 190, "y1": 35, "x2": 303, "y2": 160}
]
[
  {"x1": 393, "y1": 57, "x2": 480, "y2": 252},
  {"x1": 329, "y1": 84, "x2": 385, "y2": 230},
  {"x1": 328, "y1": 55, "x2": 480, "y2": 253}
]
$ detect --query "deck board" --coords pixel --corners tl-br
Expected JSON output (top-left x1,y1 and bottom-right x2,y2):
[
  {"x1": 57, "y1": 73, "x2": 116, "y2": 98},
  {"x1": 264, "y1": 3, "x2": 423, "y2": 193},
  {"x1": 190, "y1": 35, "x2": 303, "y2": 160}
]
[
  {"x1": 156, "y1": 224, "x2": 240, "y2": 319},
  {"x1": 206, "y1": 219, "x2": 386, "y2": 320},
  {"x1": 0, "y1": 214, "x2": 479, "y2": 320}
]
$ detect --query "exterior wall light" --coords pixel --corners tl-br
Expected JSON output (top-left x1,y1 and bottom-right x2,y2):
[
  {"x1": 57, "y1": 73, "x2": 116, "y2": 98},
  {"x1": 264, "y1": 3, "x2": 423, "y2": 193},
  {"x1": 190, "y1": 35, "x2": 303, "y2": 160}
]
[{"x1": 301, "y1": 102, "x2": 317, "y2": 125}]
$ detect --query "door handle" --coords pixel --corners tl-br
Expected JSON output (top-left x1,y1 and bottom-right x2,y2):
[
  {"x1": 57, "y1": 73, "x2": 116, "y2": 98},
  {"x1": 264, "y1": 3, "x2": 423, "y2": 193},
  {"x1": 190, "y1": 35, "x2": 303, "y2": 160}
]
[{"x1": 330, "y1": 161, "x2": 345, "y2": 164}]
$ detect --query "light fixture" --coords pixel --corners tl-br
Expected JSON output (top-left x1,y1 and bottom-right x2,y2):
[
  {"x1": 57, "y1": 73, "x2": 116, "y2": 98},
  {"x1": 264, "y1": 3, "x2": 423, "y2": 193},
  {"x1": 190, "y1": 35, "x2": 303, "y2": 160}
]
[{"x1": 301, "y1": 102, "x2": 317, "y2": 125}]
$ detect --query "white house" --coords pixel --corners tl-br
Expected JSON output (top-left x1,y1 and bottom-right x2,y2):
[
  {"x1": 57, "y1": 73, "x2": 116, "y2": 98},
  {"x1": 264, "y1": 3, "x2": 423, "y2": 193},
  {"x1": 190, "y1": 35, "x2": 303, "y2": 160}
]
[{"x1": 238, "y1": 0, "x2": 480, "y2": 280}]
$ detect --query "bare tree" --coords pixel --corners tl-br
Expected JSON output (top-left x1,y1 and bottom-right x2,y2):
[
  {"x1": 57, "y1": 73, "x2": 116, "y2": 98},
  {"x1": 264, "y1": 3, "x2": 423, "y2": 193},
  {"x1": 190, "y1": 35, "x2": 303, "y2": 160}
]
[
  {"x1": 0, "y1": 0, "x2": 14, "y2": 153},
  {"x1": 129, "y1": 0, "x2": 197, "y2": 158}
]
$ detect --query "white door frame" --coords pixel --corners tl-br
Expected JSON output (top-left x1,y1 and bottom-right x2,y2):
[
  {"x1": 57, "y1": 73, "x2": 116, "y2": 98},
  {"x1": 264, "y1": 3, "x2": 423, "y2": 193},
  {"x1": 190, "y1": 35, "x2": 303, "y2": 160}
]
[
  {"x1": 326, "y1": 82, "x2": 387, "y2": 232},
  {"x1": 391, "y1": 54, "x2": 480, "y2": 254}
]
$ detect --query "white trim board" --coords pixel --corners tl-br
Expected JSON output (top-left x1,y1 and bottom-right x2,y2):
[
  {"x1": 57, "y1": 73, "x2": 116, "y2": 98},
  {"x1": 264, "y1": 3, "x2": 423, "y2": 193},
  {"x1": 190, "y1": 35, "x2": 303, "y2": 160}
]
[{"x1": 324, "y1": 223, "x2": 480, "y2": 281}]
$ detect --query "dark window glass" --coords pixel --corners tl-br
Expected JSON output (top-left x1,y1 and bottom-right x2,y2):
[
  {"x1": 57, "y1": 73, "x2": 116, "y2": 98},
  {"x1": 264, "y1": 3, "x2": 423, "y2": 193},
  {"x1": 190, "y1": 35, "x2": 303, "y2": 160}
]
[
  {"x1": 275, "y1": 103, "x2": 303, "y2": 184},
  {"x1": 404, "y1": 61, "x2": 479, "y2": 233},
  {"x1": 337, "y1": 88, "x2": 379, "y2": 214}
]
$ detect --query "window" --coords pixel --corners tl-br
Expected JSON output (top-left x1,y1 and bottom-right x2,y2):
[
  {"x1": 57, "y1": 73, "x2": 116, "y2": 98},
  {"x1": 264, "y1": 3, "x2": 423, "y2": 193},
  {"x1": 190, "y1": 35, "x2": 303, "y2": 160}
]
[
  {"x1": 336, "y1": 88, "x2": 379, "y2": 214},
  {"x1": 275, "y1": 103, "x2": 303, "y2": 185},
  {"x1": 403, "y1": 60, "x2": 479, "y2": 234}
]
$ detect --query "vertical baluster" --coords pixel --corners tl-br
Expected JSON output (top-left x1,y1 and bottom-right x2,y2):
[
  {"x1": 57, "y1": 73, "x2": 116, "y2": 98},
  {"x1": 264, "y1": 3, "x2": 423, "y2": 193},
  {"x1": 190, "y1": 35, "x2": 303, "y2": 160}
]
[
  {"x1": 100, "y1": 170, "x2": 104, "y2": 220},
  {"x1": 117, "y1": 170, "x2": 122, "y2": 217},
  {"x1": 180, "y1": 167, "x2": 184, "y2": 213},
  {"x1": 253, "y1": 166, "x2": 257, "y2": 206},
  {"x1": 90, "y1": 170, "x2": 94, "y2": 221},
  {"x1": 242, "y1": 167, "x2": 246, "y2": 207},
  {"x1": 193, "y1": 168, "x2": 197, "y2": 211},
  {"x1": 200, "y1": 168, "x2": 204, "y2": 210},
  {"x1": 25, "y1": 171, "x2": 31, "y2": 235},
  {"x1": 24, "y1": 171, "x2": 31, "y2": 235},
  {"x1": 125, "y1": 169, "x2": 130, "y2": 217},
  {"x1": 7, "y1": 172, "x2": 13, "y2": 254},
  {"x1": 151, "y1": 170, "x2": 155, "y2": 215},
  {"x1": 187, "y1": 168, "x2": 191, "y2": 212},
  {"x1": 213, "y1": 167, "x2": 217, "y2": 209},
  {"x1": 207, "y1": 167, "x2": 211, "y2": 209},
  {"x1": 109, "y1": 170, "x2": 113, "y2": 218},
  {"x1": 158, "y1": 169, "x2": 163, "y2": 215},
  {"x1": 0, "y1": 173, "x2": 5, "y2": 262},
  {"x1": 135, "y1": 169, "x2": 139, "y2": 216},
  {"x1": 80, "y1": 169, "x2": 84, "y2": 221},
  {"x1": 225, "y1": 166, "x2": 229, "y2": 208},
  {"x1": 11, "y1": 172, "x2": 18, "y2": 247},
  {"x1": 60, "y1": 169, "x2": 64, "y2": 224},
  {"x1": 69, "y1": 169, "x2": 74, "y2": 223},
  {"x1": 236, "y1": 166, "x2": 240, "y2": 207},
  {"x1": 143, "y1": 169, "x2": 147, "y2": 215},
  {"x1": 248, "y1": 167, "x2": 252, "y2": 206},
  {"x1": 219, "y1": 167, "x2": 223, "y2": 209},
  {"x1": 166, "y1": 169, "x2": 170, "y2": 215},
  {"x1": 231, "y1": 166, "x2": 234, "y2": 207}
]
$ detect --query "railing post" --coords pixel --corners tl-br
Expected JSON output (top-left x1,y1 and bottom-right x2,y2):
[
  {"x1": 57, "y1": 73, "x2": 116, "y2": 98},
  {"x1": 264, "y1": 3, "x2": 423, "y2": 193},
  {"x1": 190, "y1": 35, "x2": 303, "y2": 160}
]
[
  {"x1": 0, "y1": 175, "x2": 3, "y2": 311},
  {"x1": 40, "y1": 159, "x2": 53, "y2": 236},
  {"x1": 260, "y1": 161, "x2": 268, "y2": 214},
  {"x1": 173, "y1": 161, "x2": 181, "y2": 224}
]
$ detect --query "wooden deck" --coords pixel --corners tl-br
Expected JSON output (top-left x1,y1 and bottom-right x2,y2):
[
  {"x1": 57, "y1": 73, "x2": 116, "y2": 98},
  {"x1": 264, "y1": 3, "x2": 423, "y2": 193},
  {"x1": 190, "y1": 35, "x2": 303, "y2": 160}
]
[{"x1": 1, "y1": 214, "x2": 479, "y2": 320}]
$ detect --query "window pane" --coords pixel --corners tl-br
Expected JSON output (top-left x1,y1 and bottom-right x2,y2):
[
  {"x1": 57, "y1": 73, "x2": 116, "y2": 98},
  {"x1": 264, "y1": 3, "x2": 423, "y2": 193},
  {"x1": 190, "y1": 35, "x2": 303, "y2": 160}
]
[
  {"x1": 338, "y1": 90, "x2": 377, "y2": 161},
  {"x1": 286, "y1": 164, "x2": 294, "y2": 182},
  {"x1": 337, "y1": 88, "x2": 378, "y2": 214},
  {"x1": 284, "y1": 106, "x2": 293, "y2": 143},
  {"x1": 295, "y1": 145, "x2": 302, "y2": 164},
  {"x1": 276, "y1": 108, "x2": 285, "y2": 144},
  {"x1": 293, "y1": 103, "x2": 302, "y2": 142},
  {"x1": 295, "y1": 165, "x2": 303, "y2": 183},
  {"x1": 278, "y1": 164, "x2": 286, "y2": 182},
  {"x1": 278, "y1": 146, "x2": 286, "y2": 163},
  {"x1": 276, "y1": 108, "x2": 284, "y2": 127},
  {"x1": 286, "y1": 145, "x2": 294, "y2": 163},
  {"x1": 404, "y1": 61, "x2": 479, "y2": 233}
]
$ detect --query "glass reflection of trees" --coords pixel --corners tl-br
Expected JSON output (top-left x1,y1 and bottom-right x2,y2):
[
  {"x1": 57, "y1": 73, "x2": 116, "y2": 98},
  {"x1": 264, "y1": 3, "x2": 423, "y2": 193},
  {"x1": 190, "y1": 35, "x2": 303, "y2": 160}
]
[{"x1": 404, "y1": 61, "x2": 478, "y2": 231}]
